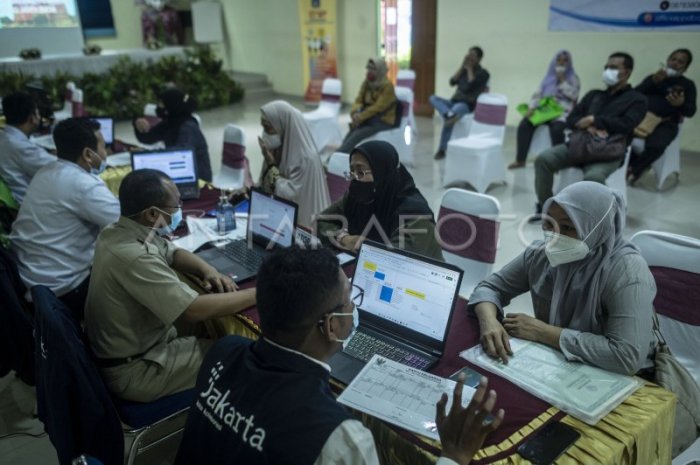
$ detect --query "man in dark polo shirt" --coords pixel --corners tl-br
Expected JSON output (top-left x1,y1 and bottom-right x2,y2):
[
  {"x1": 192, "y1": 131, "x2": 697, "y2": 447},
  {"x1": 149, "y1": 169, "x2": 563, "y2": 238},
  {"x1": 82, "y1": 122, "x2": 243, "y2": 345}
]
[
  {"x1": 176, "y1": 247, "x2": 505, "y2": 465},
  {"x1": 628, "y1": 48, "x2": 696, "y2": 184}
]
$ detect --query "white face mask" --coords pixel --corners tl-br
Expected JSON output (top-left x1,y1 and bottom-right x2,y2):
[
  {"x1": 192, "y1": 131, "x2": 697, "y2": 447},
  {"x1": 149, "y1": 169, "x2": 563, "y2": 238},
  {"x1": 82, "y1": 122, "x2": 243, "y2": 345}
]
[
  {"x1": 331, "y1": 306, "x2": 359, "y2": 350},
  {"x1": 544, "y1": 231, "x2": 590, "y2": 267},
  {"x1": 602, "y1": 68, "x2": 620, "y2": 87},
  {"x1": 261, "y1": 133, "x2": 281, "y2": 150},
  {"x1": 543, "y1": 199, "x2": 615, "y2": 267},
  {"x1": 665, "y1": 66, "x2": 680, "y2": 77},
  {"x1": 555, "y1": 65, "x2": 567, "y2": 74}
]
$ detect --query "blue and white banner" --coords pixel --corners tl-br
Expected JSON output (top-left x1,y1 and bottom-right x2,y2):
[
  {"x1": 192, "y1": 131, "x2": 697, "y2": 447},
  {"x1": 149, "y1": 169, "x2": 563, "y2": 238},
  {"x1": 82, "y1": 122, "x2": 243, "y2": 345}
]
[{"x1": 549, "y1": 0, "x2": 700, "y2": 31}]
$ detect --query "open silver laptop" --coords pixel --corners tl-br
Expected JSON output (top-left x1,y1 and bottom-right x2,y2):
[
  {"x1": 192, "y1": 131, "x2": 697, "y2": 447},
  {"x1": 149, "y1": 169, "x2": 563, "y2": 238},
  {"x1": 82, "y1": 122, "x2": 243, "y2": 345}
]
[{"x1": 329, "y1": 240, "x2": 463, "y2": 385}]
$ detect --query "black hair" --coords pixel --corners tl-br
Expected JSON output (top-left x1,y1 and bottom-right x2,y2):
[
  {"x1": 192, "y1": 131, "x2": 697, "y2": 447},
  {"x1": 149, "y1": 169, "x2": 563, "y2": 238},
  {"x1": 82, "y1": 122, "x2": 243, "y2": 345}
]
[
  {"x1": 119, "y1": 169, "x2": 172, "y2": 217},
  {"x1": 2, "y1": 92, "x2": 37, "y2": 126},
  {"x1": 257, "y1": 247, "x2": 342, "y2": 342},
  {"x1": 672, "y1": 48, "x2": 693, "y2": 67},
  {"x1": 53, "y1": 118, "x2": 100, "y2": 163},
  {"x1": 609, "y1": 51, "x2": 634, "y2": 70},
  {"x1": 470, "y1": 46, "x2": 484, "y2": 60}
]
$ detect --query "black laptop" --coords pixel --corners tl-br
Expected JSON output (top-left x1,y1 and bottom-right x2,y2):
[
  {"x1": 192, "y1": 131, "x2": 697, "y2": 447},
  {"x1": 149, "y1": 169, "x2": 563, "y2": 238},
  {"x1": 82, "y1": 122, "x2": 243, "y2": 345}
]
[
  {"x1": 196, "y1": 188, "x2": 298, "y2": 283},
  {"x1": 329, "y1": 240, "x2": 463, "y2": 385},
  {"x1": 131, "y1": 148, "x2": 200, "y2": 200}
]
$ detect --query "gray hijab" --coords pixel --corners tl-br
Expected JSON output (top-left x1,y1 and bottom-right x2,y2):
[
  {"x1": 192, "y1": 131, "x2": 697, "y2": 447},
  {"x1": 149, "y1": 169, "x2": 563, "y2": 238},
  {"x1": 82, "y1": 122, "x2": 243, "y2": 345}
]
[{"x1": 542, "y1": 181, "x2": 639, "y2": 331}]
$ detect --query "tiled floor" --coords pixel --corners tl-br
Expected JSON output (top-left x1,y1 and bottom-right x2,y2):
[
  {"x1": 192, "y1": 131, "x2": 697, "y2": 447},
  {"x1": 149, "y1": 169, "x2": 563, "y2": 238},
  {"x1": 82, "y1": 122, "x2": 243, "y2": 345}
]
[{"x1": 3, "y1": 91, "x2": 699, "y2": 464}]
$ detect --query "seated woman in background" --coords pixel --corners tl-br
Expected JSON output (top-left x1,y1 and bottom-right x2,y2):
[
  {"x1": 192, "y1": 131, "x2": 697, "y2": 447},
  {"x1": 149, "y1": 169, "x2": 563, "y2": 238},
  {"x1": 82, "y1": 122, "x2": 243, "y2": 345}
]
[
  {"x1": 257, "y1": 100, "x2": 330, "y2": 227},
  {"x1": 509, "y1": 50, "x2": 580, "y2": 169},
  {"x1": 337, "y1": 57, "x2": 398, "y2": 153},
  {"x1": 316, "y1": 140, "x2": 443, "y2": 261},
  {"x1": 133, "y1": 88, "x2": 212, "y2": 182},
  {"x1": 469, "y1": 181, "x2": 656, "y2": 375}
]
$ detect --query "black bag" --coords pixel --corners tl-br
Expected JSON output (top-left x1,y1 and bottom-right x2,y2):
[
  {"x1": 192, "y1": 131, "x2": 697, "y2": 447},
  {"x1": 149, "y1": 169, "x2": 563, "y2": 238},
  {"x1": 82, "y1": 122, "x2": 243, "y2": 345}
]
[{"x1": 567, "y1": 130, "x2": 627, "y2": 166}]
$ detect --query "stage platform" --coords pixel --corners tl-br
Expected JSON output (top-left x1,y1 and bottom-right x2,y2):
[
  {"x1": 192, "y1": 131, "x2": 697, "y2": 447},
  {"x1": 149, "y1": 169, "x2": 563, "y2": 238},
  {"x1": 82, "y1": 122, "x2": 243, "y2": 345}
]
[{"x1": 0, "y1": 47, "x2": 186, "y2": 77}]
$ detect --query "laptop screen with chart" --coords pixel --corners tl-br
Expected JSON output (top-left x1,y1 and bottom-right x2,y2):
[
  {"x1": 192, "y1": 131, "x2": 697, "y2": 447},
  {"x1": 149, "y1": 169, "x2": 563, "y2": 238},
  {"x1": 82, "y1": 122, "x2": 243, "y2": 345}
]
[{"x1": 353, "y1": 242, "x2": 461, "y2": 343}]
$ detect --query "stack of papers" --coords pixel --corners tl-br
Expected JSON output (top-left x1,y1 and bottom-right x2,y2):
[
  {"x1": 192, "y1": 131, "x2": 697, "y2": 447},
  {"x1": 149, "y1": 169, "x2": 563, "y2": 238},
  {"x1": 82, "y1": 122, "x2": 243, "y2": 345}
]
[
  {"x1": 172, "y1": 216, "x2": 247, "y2": 252},
  {"x1": 460, "y1": 338, "x2": 643, "y2": 425},
  {"x1": 338, "y1": 355, "x2": 475, "y2": 440}
]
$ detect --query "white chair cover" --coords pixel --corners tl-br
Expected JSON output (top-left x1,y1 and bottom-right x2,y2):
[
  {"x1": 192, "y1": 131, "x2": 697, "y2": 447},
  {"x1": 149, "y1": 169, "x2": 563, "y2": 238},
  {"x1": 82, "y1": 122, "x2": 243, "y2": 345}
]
[{"x1": 303, "y1": 78, "x2": 343, "y2": 151}]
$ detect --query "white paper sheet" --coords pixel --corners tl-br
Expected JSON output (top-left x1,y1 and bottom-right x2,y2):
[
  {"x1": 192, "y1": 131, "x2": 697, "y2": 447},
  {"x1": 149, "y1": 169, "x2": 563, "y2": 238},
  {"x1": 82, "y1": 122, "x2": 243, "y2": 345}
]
[
  {"x1": 105, "y1": 152, "x2": 131, "y2": 167},
  {"x1": 460, "y1": 338, "x2": 643, "y2": 425},
  {"x1": 337, "y1": 355, "x2": 475, "y2": 440},
  {"x1": 172, "y1": 216, "x2": 247, "y2": 252}
]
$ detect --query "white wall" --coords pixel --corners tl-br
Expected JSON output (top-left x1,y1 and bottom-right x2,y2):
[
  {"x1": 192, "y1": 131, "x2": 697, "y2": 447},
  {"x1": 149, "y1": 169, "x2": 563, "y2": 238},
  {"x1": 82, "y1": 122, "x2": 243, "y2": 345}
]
[
  {"x1": 435, "y1": 0, "x2": 700, "y2": 151},
  {"x1": 221, "y1": 0, "x2": 378, "y2": 102}
]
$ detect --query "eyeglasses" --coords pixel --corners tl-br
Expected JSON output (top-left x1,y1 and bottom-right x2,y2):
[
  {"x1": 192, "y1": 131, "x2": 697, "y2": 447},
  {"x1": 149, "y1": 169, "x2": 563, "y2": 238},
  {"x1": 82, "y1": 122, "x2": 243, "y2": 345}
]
[
  {"x1": 319, "y1": 284, "x2": 364, "y2": 322},
  {"x1": 344, "y1": 169, "x2": 372, "y2": 181}
]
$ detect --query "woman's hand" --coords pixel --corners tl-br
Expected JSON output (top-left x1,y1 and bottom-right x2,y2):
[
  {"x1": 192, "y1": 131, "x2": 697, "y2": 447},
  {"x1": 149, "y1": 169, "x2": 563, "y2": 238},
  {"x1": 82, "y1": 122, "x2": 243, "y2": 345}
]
[
  {"x1": 502, "y1": 313, "x2": 546, "y2": 342},
  {"x1": 503, "y1": 313, "x2": 563, "y2": 349},
  {"x1": 339, "y1": 234, "x2": 363, "y2": 252},
  {"x1": 479, "y1": 317, "x2": 512, "y2": 363},
  {"x1": 257, "y1": 136, "x2": 277, "y2": 166},
  {"x1": 134, "y1": 118, "x2": 150, "y2": 133}
]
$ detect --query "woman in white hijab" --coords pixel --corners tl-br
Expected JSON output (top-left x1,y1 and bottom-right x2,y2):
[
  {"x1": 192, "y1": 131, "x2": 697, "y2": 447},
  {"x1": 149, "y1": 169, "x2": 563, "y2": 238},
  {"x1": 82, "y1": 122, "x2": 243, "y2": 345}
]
[
  {"x1": 257, "y1": 100, "x2": 330, "y2": 227},
  {"x1": 468, "y1": 181, "x2": 657, "y2": 375}
]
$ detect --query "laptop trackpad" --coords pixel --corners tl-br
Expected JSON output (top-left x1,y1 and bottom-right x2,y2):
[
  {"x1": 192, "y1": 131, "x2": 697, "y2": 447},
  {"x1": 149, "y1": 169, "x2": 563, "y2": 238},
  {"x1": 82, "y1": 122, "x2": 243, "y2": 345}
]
[{"x1": 329, "y1": 352, "x2": 365, "y2": 386}]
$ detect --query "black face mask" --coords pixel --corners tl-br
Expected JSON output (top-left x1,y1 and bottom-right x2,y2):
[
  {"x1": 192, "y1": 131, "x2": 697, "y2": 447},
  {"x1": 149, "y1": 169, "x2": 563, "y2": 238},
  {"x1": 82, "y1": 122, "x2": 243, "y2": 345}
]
[
  {"x1": 155, "y1": 106, "x2": 168, "y2": 118},
  {"x1": 348, "y1": 180, "x2": 375, "y2": 204}
]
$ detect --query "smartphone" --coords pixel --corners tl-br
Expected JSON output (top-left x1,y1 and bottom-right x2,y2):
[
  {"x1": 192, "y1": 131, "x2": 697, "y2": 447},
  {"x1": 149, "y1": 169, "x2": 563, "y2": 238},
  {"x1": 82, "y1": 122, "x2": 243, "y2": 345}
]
[
  {"x1": 449, "y1": 366, "x2": 483, "y2": 389},
  {"x1": 517, "y1": 421, "x2": 580, "y2": 465}
]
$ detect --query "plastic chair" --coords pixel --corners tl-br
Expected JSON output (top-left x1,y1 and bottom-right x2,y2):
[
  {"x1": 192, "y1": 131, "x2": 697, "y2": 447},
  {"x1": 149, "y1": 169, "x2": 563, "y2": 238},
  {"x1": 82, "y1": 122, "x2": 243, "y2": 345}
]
[
  {"x1": 437, "y1": 188, "x2": 500, "y2": 298},
  {"x1": 212, "y1": 123, "x2": 254, "y2": 190},
  {"x1": 631, "y1": 124, "x2": 683, "y2": 190},
  {"x1": 553, "y1": 147, "x2": 631, "y2": 206},
  {"x1": 303, "y1": 78, "x2": 343, "y2": 151},
  {"x1": 32, "y1": 286, "x2": 193, "y2": 465},
  {"x1": 396, "y1": 69, "x2": 416, "y2": 90},
  {"x1": 630, "y1": 230, "x2": 700, "y2": 464},
  {"x1": 326, "y1": 152, "x2": 350, "y2": 203},
  {"x1": 362, "y1": 86, "x2": 416, "y2": 166},
  {"x1": 443, "y1": 93, "x2": 508, "y2": 192}
]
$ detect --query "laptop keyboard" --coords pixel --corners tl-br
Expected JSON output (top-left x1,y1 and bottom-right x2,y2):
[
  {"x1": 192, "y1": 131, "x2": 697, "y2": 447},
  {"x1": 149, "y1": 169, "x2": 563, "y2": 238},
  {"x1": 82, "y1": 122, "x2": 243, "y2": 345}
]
[
  {"x1": 345, "y1": 332, "x2": 432, "y2": 369},
  {"x1": 220, "y1": 240, "x2": 265, "y2": 272}
]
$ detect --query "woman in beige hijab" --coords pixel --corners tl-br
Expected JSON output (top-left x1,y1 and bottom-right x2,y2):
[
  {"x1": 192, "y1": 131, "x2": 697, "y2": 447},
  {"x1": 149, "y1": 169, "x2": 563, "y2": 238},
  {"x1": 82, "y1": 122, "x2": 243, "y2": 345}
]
[
  {"x1": 258, "y1": 100, "x2": 330, "y2": 227},
  {"x1": 337, "y1": 57, "x2": 398, "y2": 153}
]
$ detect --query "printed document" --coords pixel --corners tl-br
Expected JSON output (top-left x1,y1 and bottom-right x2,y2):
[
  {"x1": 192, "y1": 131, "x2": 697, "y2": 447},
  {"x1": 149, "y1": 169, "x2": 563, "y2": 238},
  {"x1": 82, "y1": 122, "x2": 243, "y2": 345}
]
[
  {"x1": 460, "y1": 338, "x2": 642, "y2": 425},
  {"x1": 337, "y1": 355, "x2": 475, "y2": 440}
]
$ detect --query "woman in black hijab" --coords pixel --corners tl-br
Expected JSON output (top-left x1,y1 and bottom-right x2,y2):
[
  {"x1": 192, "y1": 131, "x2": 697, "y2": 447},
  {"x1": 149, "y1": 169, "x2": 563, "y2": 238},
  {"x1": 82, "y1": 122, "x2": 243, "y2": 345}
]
[
  {"x1": 317, "y1": 140, "x2": 443, "y2": 260},
  {"x1": 133, "y1": 88, "x2": 213, "y2": 182}
]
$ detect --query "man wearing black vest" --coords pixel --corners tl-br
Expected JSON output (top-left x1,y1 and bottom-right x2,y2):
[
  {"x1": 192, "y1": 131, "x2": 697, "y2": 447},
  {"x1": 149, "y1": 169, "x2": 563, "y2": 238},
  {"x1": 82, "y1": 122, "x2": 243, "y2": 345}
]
[{"x1": 175, "y1": 247, "x2": 504, "y2": 465}]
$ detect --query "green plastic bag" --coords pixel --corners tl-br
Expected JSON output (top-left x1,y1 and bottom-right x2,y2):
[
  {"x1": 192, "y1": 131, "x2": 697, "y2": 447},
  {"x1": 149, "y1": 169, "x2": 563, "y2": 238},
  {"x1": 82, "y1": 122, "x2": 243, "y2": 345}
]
[{"x1": 517, "y1": 97, "x2": 564, "y2": 126}]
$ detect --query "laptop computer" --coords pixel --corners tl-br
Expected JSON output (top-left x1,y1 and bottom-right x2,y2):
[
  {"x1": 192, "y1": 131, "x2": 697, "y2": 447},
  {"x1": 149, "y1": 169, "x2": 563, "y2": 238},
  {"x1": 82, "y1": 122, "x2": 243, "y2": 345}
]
[
  {"x1": 196, "y1": 188, "x2": 299, "y2": 283},
  {"x1": 131, "y1": 148, "x2": 200, "y2": 200},
  {"x1": 329, "y1": 240, "x2": 463, "y2": 385}
]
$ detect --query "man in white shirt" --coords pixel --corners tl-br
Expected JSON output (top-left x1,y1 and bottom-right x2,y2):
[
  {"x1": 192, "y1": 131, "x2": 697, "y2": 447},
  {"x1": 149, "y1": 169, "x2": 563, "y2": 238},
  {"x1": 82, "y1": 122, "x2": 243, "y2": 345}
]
[
  {"x1": 175, "y1": 247, "x2": 505, "y2": 465},
  {"x1": 0, "y1": 92, "x2": 56, "y2": 203},
  {"x1": 10, "y1": 118, "x2": 119, "y2": 319}
]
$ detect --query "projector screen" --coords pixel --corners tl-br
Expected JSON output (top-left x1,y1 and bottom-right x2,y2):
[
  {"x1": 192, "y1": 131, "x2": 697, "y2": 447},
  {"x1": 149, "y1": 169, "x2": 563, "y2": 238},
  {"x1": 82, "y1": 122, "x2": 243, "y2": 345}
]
[{"x1": 0, "y1": 0, "x2": 85, "y2": 57}]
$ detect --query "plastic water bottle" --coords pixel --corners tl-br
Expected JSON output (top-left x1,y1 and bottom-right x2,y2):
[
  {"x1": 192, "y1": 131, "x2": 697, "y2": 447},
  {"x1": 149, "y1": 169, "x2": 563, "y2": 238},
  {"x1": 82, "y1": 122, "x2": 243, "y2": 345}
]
[{"x1": 216, "y1": 192, "x2": 236, "y2": 235}]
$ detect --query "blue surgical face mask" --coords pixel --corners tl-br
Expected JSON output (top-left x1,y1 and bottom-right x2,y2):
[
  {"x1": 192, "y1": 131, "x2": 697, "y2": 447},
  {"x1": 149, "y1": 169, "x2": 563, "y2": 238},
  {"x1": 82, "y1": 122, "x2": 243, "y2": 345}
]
[
  {"x1": 89, "y1": 150, "x2": 107, "y2": 175},
  {"x1": 155, "y1": 207, "x2": 182, "y2": 236},
  {"x1": 332, "y1": 306, "x2": 360, "y2": 350}
]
